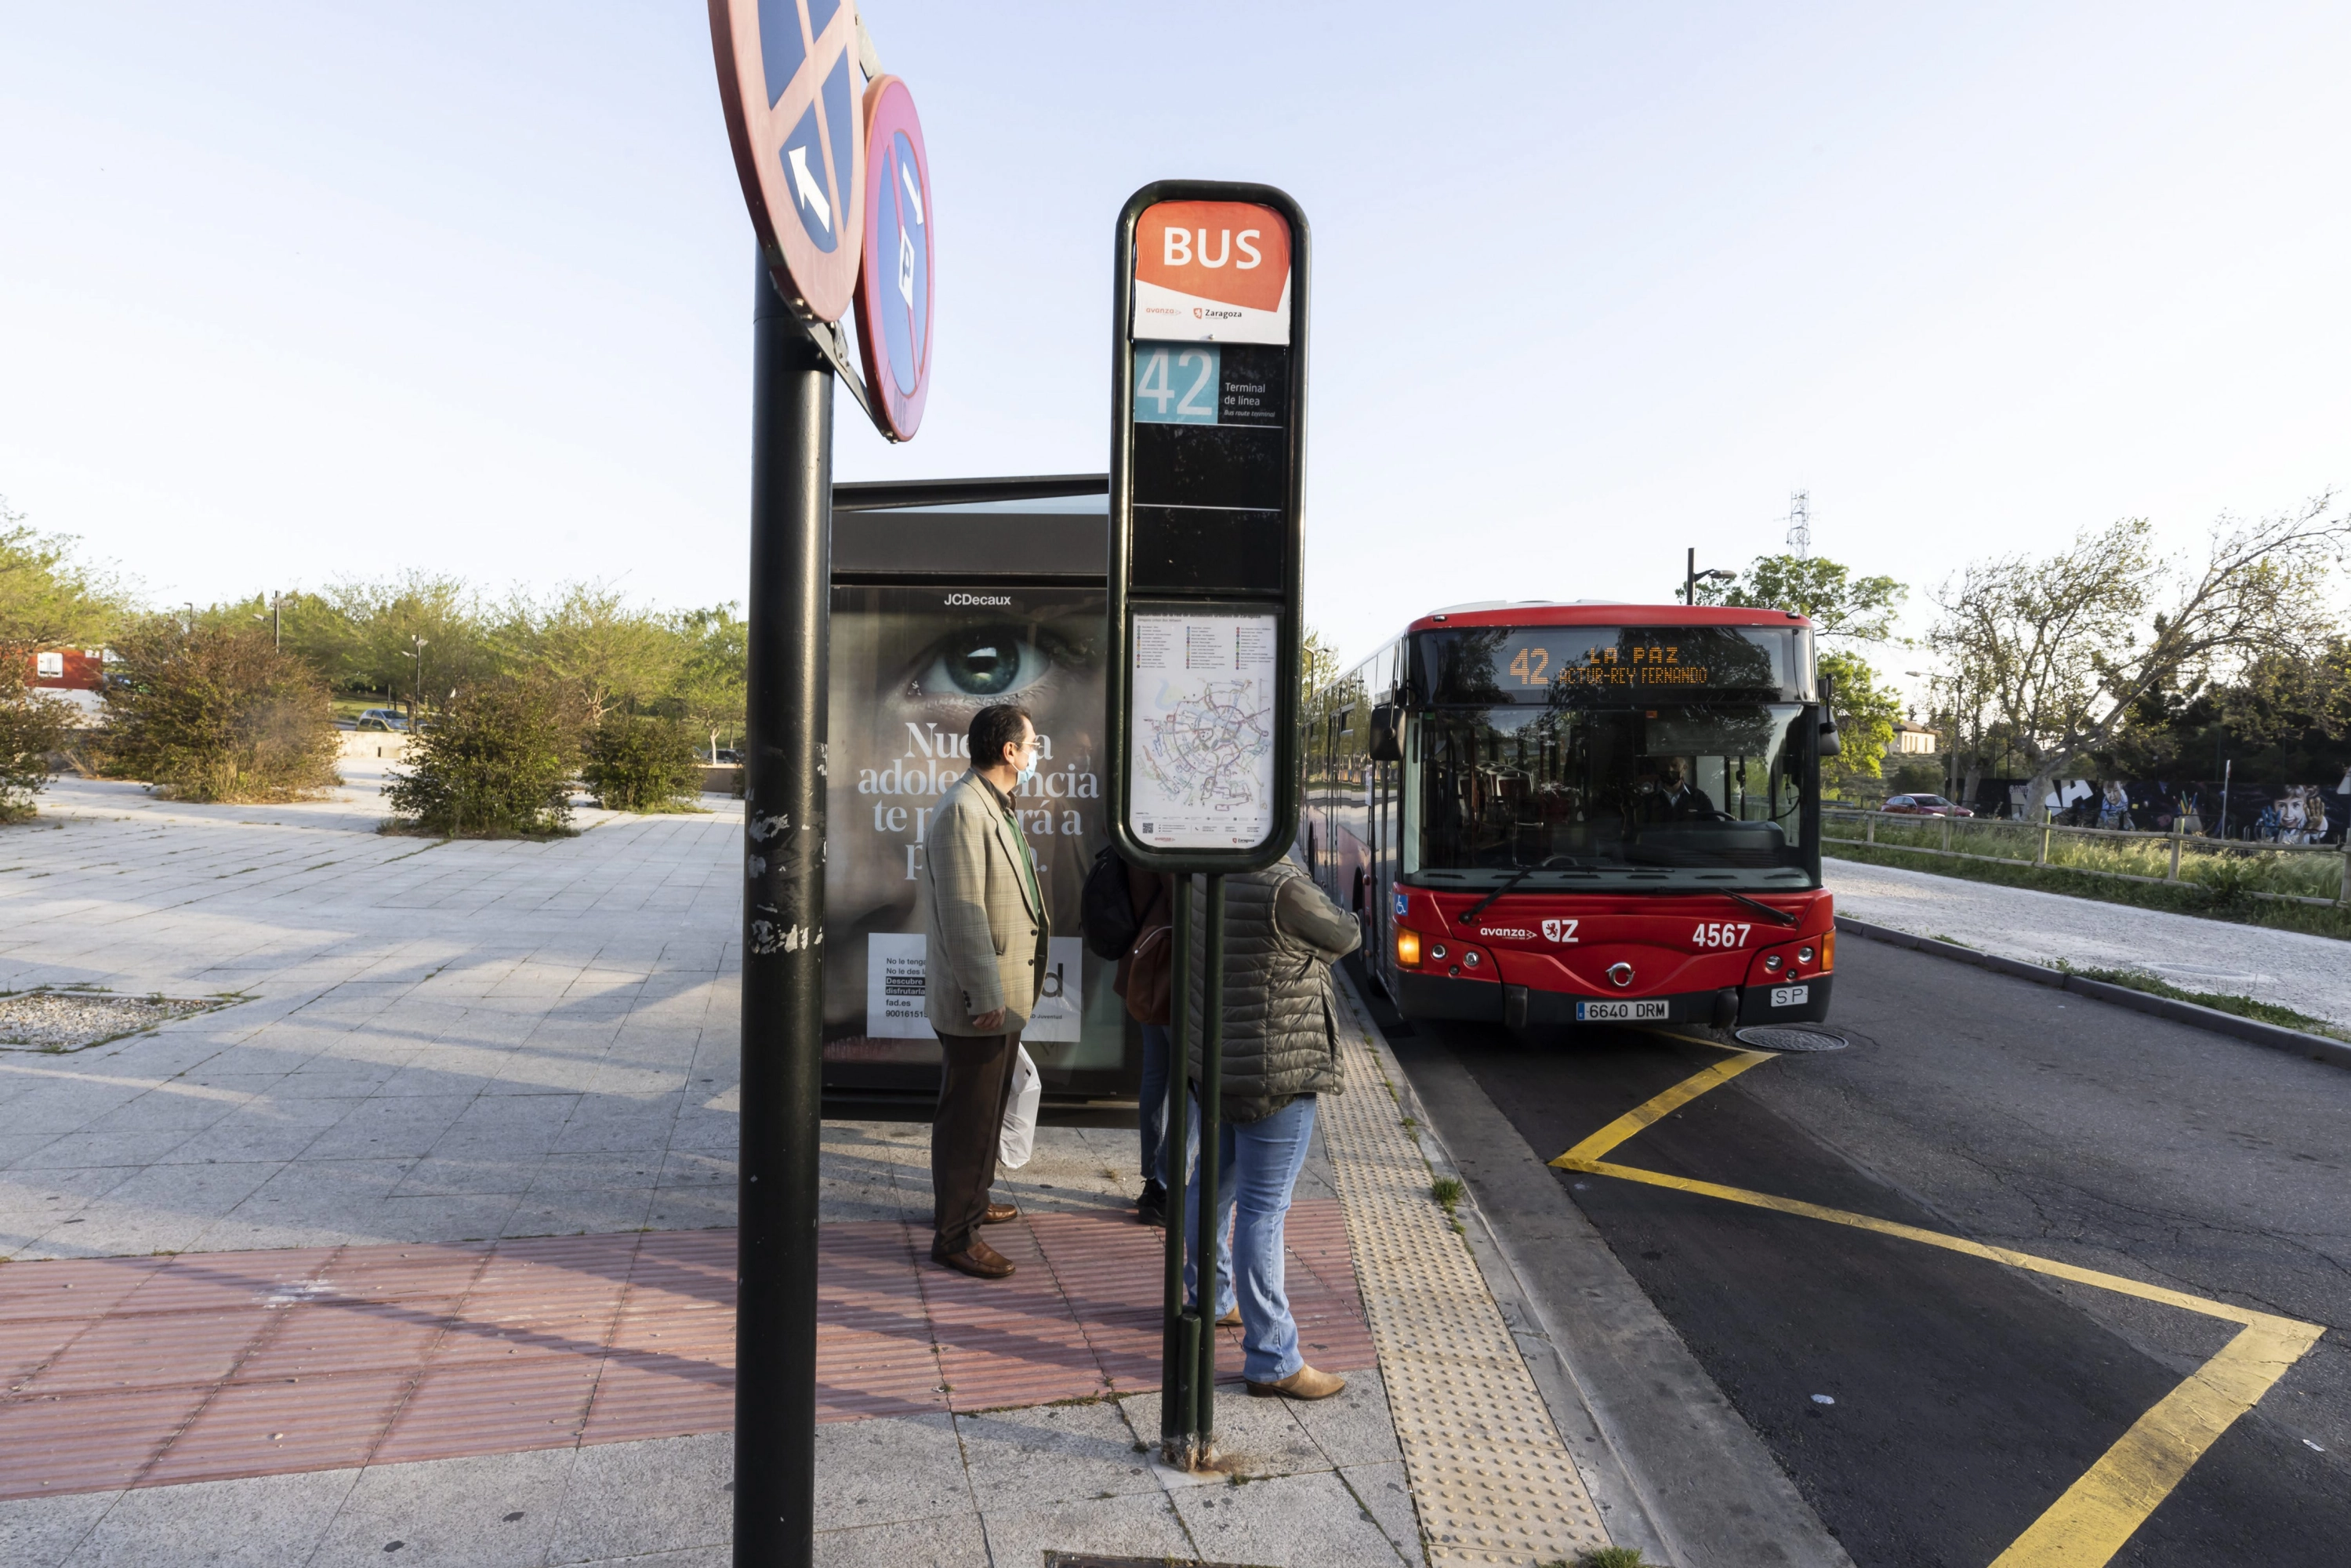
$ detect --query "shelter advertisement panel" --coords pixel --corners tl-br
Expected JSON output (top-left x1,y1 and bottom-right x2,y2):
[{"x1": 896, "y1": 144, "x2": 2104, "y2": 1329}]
[{"x1": 822, "y1": 584, "x2": 1130, "y2": 1083}]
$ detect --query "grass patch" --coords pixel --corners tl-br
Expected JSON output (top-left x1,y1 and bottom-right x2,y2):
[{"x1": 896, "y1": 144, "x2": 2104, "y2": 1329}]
[
  {"x1": 1542, "y1": 1550, "x2": 1649, "y2": 1568},
  {"x1": 1827, "y1": 842, "x2": 2351, "y2": 944},
  {"x1": 1430, "y1": 1175, "x2": 1464, "y2": 1211},
  {"x1": 2060, "y1": 964, "x2": 2351, "y2": 1044}
]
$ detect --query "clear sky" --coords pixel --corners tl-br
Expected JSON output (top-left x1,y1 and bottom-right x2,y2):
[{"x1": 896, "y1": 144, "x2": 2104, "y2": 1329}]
[{"x1": 4, "y1": 2, "x2": 2347, "y2": 691}]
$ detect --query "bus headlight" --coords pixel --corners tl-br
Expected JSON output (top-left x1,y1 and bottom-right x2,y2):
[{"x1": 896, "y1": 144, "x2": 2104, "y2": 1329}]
[
  {"x1": 1764, "y1": 954, "x2": 1784, "y2": 972},
  {"x1": 1798, "y1": 946, "x2": 1816, "y2": 965},
  {"x1": 1396, "y1": 929, "x2": 1421, "y2": 967}
]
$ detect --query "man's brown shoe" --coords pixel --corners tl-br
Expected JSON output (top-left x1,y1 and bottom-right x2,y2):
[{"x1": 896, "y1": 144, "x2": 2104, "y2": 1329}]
[
  {"x1": 931, "y1": 1238, "x2": 1014, "y2": 1279},
  {"x1": 981, "y1": 1202, "x2": 1019, "y2": 1225},
  {"x1": 1246, "y1": 1364, "x2": 1346, "y2": 1400},
  {"x1": 1215, "y1": 1308, "x2": 1242, "y2": 1328}
]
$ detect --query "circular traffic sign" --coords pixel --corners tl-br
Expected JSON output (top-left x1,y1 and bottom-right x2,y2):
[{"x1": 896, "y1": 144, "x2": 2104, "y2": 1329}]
[
  {"x1": 853, "y1": 76, "x2": 934, "y2": 441},
  {"x1": 709, "y1": 0, "x2": 866, "y2": 323}
]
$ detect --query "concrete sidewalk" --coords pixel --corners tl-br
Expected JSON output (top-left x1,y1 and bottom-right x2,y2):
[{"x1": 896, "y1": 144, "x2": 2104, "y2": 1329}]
[
  {"x1": 0, "y1": 775, "x2": 1635, "y2": 1566},
  {"x1": 1825, "y1": 855, "x2": 2351, "y2": 1029}
]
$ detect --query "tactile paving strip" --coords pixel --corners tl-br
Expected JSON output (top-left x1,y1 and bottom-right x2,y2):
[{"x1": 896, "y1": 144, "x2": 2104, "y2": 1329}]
[{"x1": 1319, "y1": 989, "x2": 1613, "y2": 1566}]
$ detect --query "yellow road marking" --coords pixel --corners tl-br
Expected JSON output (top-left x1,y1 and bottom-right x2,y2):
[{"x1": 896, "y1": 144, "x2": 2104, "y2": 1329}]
[
  {"x1": 1551, "y1": 1055, "x2": 2327, "y2": 1567},
  {"x1": 1552, "y1": 1049, "x2": 1773, "y2": 1167},
  {"x1": 1988, "y1": 1317, "x2": 2327, "y2": 1567}
]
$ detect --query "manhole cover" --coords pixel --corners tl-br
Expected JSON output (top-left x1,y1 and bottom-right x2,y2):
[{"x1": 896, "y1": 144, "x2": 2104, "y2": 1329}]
[
  {"x1": 0, "y1": 990, "x2": 231, "y2": 1052},
  {"x1": 1734, "y1": 1025, "x2": 1849, "y2": 1052}
]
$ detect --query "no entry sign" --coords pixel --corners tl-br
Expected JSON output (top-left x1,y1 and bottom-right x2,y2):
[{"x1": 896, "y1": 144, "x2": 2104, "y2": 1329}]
[
  {"x1": 709, "y1": 0, "x2": 867, "y2": 324},
  {"x1": 854, "y1": 75, "x2": 934, "y2": 441}
]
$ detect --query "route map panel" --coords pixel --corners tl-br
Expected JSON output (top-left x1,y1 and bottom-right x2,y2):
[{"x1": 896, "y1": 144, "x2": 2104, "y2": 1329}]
[{"x1": 1127, "y1": 608, "x2": 1278, "y2": 849}]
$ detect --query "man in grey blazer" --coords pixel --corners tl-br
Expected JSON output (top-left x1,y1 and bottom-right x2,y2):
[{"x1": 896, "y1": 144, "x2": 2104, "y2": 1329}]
[{"x1": 920, "y1": 703, "x2": 1050, "y2": 1279}]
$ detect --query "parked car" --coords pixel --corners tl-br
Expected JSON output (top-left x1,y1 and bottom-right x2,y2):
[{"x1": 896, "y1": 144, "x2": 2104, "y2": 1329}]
[
  {"x1": 1882, "y1": 793, "x2": 1972, "y2": 817},
  {"x1": 354, "y1": 708, "x2": 412, "y2": 733},
  {"x1": 713, "y1": 749, "x2": 742, "y2": 764}
]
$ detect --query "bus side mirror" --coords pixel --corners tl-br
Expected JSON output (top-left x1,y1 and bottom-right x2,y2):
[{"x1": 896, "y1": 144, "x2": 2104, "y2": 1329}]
[
  {"x1": 1816, "y1": 673, "x2": 1842, "y2": 758},
  {"x1": 1368, "y1": 704, "x2": 1402, "y2": 762}
]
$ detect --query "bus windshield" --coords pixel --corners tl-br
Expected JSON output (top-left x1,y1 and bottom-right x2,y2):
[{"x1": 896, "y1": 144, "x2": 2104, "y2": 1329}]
[{"x1": 1402, "y1": 701, "x2": 1815, "y2": 890}]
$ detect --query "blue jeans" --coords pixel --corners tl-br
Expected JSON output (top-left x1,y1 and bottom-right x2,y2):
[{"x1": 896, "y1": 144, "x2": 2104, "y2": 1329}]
[
  {"x1": 1137, "y1": 1023, "x2": 1172, "y2": 1188},
  {"x1": 1181, "y1": 1094, "x2": 1319, "y2": 1385}
]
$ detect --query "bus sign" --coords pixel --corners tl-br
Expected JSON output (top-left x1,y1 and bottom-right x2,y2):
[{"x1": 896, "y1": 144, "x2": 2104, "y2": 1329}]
[{"x1": 1108, "y1": 182, "x2": 1309, "y2": 873}]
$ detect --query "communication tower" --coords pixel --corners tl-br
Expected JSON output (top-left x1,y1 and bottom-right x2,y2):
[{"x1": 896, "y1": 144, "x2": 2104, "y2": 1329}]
[{"x1": 1785, "y1": 490, "x2": 1812, "y2": 559}]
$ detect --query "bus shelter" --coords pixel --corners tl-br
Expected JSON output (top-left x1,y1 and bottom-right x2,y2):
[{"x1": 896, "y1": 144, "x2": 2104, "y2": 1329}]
[{"x1": 821, "y1": 480, "x2": 1140, "y2": 1098}]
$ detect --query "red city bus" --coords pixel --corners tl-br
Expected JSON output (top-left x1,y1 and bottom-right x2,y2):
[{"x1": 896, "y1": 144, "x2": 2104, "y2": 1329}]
[{"x1": 1301, "y1": 601, "x2": 1838, "y2": 1031}]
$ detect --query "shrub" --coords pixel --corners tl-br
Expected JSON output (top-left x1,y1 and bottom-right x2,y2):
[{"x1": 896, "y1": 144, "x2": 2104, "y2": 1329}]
[
  {"x1": 582, "y1": 713, "x2": 702, "y2": 812},
  {"x1": 0, "y1": 652, "x2": 76, "y2": 822},
  {"x1": 384, "y1": 677, "x2": 582, "y2": 837},
  {"x1": 102, "y1": 622, "x2": 340, "y2": 802}
]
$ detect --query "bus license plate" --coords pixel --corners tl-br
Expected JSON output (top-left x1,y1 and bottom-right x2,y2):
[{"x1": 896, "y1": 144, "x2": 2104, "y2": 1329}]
[
  {"x1": 1577, "y1": 1000, "x2": 1667, "y2": 1022},
  {"x1": 1769, "y1": 985, "x2": 1810, "y2": 1008}
]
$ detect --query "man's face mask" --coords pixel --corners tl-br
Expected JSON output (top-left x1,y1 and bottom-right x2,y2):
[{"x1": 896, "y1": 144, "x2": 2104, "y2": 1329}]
[{"x1": 1014, "y1": 735, "x2": 1039, "y2": 789}]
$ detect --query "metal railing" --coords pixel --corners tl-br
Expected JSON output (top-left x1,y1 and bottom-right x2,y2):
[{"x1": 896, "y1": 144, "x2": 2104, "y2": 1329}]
[{"x1": 1823, "y1": 808, "x2": 2351, "y2": 907}]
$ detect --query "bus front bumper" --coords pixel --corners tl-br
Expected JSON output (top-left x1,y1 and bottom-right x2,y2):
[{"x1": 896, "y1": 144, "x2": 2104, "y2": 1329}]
[{"x1": 1392, "y1": 971, "x2": 1835, "y2": 1029}]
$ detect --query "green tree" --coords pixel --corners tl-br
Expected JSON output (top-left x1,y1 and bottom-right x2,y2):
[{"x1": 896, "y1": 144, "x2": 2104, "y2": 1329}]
[
  {"x1": 102, "y1": 620, "x2": 341, "y2": 802},
  {"x1": 296, "y1": 573, "x2": 503, "y2": 715},
  {"x1": 384, "y1": 677, "x2": 583, "y2": 837},
  {"x1": 1819, "y1": 648, "x2": 1901, "y2": 797},
  {"x1": 1301, "y1": 626, "x2": 1341, "y2": 706},
  {"x1": 506, "y1": 584, "x2": 683, "y2": 723},
  {"x1": 1692, "y1": 554, "x2": 1906, "y2": 643},
  {"x1": 1932, "y1": 498, "x2": 2348, "y2": 820},
  {"x1": 582, "y1": 713, "x2": 703, "y2": 811},
  {"x1": 669, "y1": 604, "x2": 748, "y2": 757},
  {"x1": 0, "y1": 655, "x2": 76, "y2": 822},
  {"x1": 0, "y1": 497, "x2": 134, "y2": 645}
]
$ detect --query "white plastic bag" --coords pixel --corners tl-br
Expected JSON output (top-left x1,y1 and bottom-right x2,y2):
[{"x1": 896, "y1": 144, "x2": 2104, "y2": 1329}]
[{"x1": 998, "y1": 1044, "x2": 1041, "y2": 1170}]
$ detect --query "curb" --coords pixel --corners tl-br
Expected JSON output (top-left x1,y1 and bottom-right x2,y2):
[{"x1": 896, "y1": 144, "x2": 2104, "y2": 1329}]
[{"x1": 1834, "y1": 914, "x2": 2351, "y2": 1072}]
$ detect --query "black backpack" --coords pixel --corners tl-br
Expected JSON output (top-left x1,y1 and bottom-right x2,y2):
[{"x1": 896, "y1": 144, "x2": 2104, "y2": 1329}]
[{"x1": 1081, "y1": 844, "x2": 1141, "y2": 960}]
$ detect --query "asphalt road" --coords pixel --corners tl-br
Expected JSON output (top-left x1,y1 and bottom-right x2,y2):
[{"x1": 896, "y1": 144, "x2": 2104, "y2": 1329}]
[{"x1": 1362, "y1": 934, "x2": 2351, "y2": 1568}]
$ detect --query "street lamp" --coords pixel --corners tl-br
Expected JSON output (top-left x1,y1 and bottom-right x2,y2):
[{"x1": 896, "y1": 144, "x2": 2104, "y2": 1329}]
[
  {"x1": 405, "y1": 637, "x2": 428, "y2": 731},
  {"x1": 1684, "y1": 549, "x2": 1735, "y2": 606},
  {"x1": 252, "y1": 592, "x2": 285, "y2": 650}
]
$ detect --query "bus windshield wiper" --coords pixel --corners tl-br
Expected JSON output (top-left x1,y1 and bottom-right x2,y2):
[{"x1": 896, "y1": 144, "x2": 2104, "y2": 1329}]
[
  {"x1": 1722, "y1": 890, "x2": 1800, "y2": 927},
  {"x1": 1459, "y1": 864, "x2": 1537, "y2": 924}
]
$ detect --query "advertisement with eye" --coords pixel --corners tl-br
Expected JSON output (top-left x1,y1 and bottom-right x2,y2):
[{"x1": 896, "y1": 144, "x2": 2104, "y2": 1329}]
[{"x1": 823, "y1": 585, "x2": 1132, "y2": 1089}]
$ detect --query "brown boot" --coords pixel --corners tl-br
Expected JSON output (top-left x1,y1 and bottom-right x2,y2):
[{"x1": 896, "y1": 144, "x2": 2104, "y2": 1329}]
[
  {"x1": 1246, "y1": 1363, "x2": 1346, "y2": 1400},
  {"x1": 1215, "y1": 1308, "x2": 1242, "y2": 1327},
  {"x1": 981, "y1": 1201, "x2": 1020, "y2": 1224},
  {"x1": 931, "y1": 1237, "x2": 1015, "y2": 1279}
]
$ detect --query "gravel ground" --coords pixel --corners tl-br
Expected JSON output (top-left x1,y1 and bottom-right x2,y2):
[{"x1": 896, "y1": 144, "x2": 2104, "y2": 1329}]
[
  {"x1": 1825, "y1": 855, "x2": 2351, "y2": 1029},
  {"x1": 0, "y1": 991, "x2": 222, "y2": 1051}
]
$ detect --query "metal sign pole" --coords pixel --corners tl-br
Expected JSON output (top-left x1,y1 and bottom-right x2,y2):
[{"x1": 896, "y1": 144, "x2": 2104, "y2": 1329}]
[
  {"x1": 735, "y1": 260, "x2": 833, "y2": 1568},
  {"x1": 1192, "y1": 874, "x2": 1227, "y2": 1447},
  {"x1": 707, "y1": 8, "x2": 938, "y2": 1559},
  {"x1": 1103, "y1": 180, "x2": 1310, "y2": 1473},
  {"x1": 1159, "y1": 875, "x2": 1198, "y2": 1461}
]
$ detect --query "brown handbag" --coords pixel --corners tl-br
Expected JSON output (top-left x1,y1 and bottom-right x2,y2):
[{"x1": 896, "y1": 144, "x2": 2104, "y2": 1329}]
[{"x1": 1119, "y1": 924, "x2": 1174, "y2": 1025}]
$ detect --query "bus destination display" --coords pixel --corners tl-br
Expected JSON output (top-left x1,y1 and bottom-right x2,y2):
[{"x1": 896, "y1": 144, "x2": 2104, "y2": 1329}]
[
  {"x1": 1420, "y1": 626, "x2": 1801, "y2": 704},
  {"x1": 1128, "y1": 609, "x2": 1278, "y2": 849}
]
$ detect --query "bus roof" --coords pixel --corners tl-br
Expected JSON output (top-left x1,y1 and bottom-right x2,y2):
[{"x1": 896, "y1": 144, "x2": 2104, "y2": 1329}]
[{"x1": 1405, "y1": 601, "x2": 1814, "y2": 633}]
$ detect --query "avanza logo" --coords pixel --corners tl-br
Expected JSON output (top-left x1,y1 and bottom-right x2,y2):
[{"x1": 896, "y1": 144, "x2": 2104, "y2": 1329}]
[
  {"x1": 1478, "y1": 927, "x2": 1535, "y2": 941},
  {"x1": 1540, "y1": 918, "x2": 1580, "y2": 944}
]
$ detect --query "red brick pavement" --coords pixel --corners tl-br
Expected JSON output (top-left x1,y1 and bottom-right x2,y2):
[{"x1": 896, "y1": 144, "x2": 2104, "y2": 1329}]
[{"x1": 0, "y1": 1200, "x2": 1372, "y2": 1499}]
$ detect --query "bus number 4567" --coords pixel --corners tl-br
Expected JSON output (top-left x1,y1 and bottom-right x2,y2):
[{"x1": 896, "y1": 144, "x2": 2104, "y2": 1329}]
[{"x1": 1693, "y1": 922, "x2": 1752, "y2": 949}]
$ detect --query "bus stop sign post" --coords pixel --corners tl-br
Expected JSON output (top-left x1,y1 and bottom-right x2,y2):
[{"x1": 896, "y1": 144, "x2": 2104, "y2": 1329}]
[
  {"x1": 708, "y1": 4, "x2": 931, "y2": 1563},
  {"x1": 1104, "y1": 181, "x2": 1309, "y2": 1468}
]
